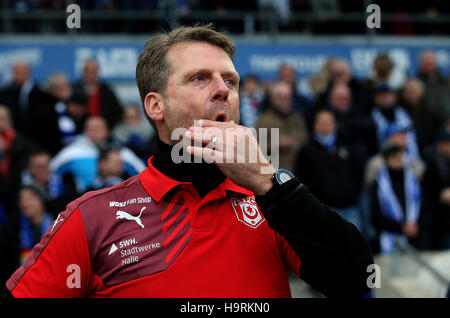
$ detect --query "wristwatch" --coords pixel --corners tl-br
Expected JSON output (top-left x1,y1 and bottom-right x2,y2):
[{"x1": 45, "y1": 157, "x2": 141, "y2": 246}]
[
  {"x1": 273, "y1": 168, "x2": 295, "y2": 186},
  {"x1": 255, "y1": 168, "x2": 303, "y2": 212}
]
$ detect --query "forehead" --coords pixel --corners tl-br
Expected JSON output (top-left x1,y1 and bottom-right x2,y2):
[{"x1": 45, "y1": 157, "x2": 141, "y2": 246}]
[
  {"x1": 316, "y1": 112, "x2": 334, "y2": 122},
  {"x1": 166, "y1": 41, "x2": 236, "y2": 75}
]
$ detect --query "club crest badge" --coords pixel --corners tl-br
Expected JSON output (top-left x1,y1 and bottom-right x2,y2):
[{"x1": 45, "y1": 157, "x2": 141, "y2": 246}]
[{"x1": 231, "y1": 196, "x2": 265, "y2": 229}]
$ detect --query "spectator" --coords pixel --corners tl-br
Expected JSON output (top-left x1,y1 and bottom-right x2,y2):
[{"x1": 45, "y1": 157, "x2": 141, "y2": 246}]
[
  {"x1": 38, "y1": 72, "x2": 76, "y2": 155},
  {"x1": 417, "y1": 50, "x2": 450, "y2": 122},
  {"x1": 17, "y1": 185, "x2": 54, "y2": 265},
  {"x1": 400, "y1": 78, "x2": 440, "y2": 158},
  {"x1": 360, "y1": 53, "x2": 407, "y2": 114},
  {"x1": 316, "y1": 58, "x2": 362, "y2": 110},
  {"x1": 89, "y1": 147, "x2": 127, "y2": 190},
  {"x1": 58, "y1": 90, "x2": 90, "y2": 145},
  {"x1": 0, "y1": 61, "x2": 37, "y2": 137},
  {"x1": 254, "y1": 81, "x2": 309, "y2": 170},
  {"x1": 0, "y1": 105, "x2": 32, "y2": 211},
  {"x1": 239, "y1": 74, "x2": 265, "y2": 128},
  {"x1": 423, "y1": 129, "x2": 450, "y2": 250},
  {"x1": 50, "y1": 116, "x2": 146, "y2": 193},
  {"x1": 371, "y1": 82, "x2": 420, "y2": 159},
  {"x1": 277, "y1": 64, "x2": 312, "y2": 116},
  {"x1": 364, "y1": 127, "x2": 425, "y2": 188},
  {"x1": 295, "y1": 110, "x2": 364, "y2": 231},
  {"x1": 20, "y1": 148, "x2": 79, "y2": 217},
  {"x1": 369, "y1": 142, "x2": 431, "y2": 254},
  {"x1": 325, "y1": 82, "x2": 377, "y2": 157},
  {"x1": 72, "y1": 59, "x2": 123, "y2": 129},
  {"x1": 112, "y1": 104, "x2": 155, "y2": 160},
  {"x1": 309, "y1": 57, "x2": 335, "y2": 101}
]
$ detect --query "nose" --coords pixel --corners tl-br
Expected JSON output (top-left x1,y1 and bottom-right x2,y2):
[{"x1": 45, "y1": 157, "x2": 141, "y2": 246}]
[{"x1": 211, "y1": 75, "x2": 229, "y2": 102}]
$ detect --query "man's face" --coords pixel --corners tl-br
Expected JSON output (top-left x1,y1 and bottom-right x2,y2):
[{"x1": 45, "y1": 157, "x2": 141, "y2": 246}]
[
  {"x1": 85, "y1": 117, "x2": 109, "y2": 146},
  {"x1": 402, "y1": 80, "x2": 423, "y2": 106},
  {"x1": 314, "y1": 111, "x2": 336, "y2": 137},
  {"x1": 29, "y1": 153, "x2": 51, "y2": 185},
  {"x1": 420, "y1": 51, "x2": 437, "y2": 75},
  {"x1": 271, "y1": 82, "x2": 293, "y2": 114},
  {"x1": 329, "y1": 84, "x2": 351, "y2": 112},
  {"x1": 19, "y1": 189, "x2": 44, "y2": 220},
  {"x1": 51, "y1": 75, "x2": 72, "y2": 101},
  {"x1": 386, "y1": 151, "x2": 404, "y2": 170},
  {"x1": 13, "y1": 62, "x2": 30, "y2": 86},
  {"x1": 278, "y1": 65, "x2": 296, "y2": 86},
  {"x1": 83, "y1": 61, "x2": 99, "y2": 85},
  {"x1": 161, "y1": 41, "x2": 240, "y2": 143},
  {"x1": 100, "y1": 151, "x2": 124, "y2": 177}
]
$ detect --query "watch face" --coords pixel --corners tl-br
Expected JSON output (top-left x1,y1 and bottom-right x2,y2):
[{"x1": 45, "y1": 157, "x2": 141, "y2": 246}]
[
  {"x1": 279, "y1": 172, "x2": 292, "y2": 183},
  {"x1": 275, "y1": 169, "x2": 294, "y2": 184}
]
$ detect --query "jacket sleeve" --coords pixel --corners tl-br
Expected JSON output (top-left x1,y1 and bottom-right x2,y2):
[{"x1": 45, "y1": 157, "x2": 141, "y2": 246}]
[
  {"x1": 256, "y1": 176, "x2": 374, "y2": 298},
  {"x1": 5, "y1": 207, "x2": 96, "y2": 298}
]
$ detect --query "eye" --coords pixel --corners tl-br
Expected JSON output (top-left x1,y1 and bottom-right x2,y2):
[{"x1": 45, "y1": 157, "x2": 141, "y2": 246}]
[
  {"x1": 192, "y1": 75, "x2": 205, "y2": 82},
  {"x1": 224, "y1": 78, "x2": 236, "y2": 86}
]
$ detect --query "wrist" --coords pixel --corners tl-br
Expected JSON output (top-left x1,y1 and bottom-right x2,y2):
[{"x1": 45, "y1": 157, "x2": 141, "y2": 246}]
[{"x1": 253, "y1": 165, "x2": 275, "y2": 195}]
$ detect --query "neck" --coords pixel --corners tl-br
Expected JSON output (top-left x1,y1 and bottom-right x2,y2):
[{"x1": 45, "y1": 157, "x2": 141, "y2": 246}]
[{"x1": 152, "y1": 138, "x2": 225, "y2": 197}]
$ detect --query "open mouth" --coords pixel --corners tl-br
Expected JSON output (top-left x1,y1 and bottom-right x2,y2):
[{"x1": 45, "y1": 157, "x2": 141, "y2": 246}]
[{"x1": 214, "y1": 114, "x2": 226, "y2": 122}]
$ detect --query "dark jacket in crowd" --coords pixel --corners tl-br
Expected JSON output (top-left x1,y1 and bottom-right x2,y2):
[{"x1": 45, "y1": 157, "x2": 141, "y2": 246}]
[
  {"x1": 294, "y1": 135, "x2": 363, "y2": 208},
  {"x1": 401, "y1": 99, "x2": 441, "y2": 159},
  {"x1": 422, "y1": 153, "x2": 450, "y2": 248}
]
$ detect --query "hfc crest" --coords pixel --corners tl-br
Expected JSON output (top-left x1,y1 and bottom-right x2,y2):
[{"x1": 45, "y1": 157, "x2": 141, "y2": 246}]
[{"x1": 231, "y1": 196, "x2": 265, "y2": 229}]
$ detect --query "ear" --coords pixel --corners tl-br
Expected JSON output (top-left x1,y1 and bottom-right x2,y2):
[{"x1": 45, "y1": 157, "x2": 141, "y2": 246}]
[{"x1": 144, "y1": 92, "x2": 165, "y2": 123}]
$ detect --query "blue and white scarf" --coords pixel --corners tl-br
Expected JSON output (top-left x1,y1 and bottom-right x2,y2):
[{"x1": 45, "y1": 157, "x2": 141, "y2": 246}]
[
  {"x1": 314, "y1": 132, "x2": 337, "y2": 152},
  {"x1": 376, "y1": 165, "x2": 421, "y2": 254},
  {"x1": 21, "y1": 171, "x2": 65, "y2": 200},
  {"x1": 371, "y1": 107, "x2": 420, "y2": 159}
]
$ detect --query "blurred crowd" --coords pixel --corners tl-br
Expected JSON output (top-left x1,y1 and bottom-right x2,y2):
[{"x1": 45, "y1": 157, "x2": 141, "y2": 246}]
[
  {"x1": 0, "y1": 49, "x2": 450, "y2": 285},
  {"x1": 3, "y1": 0, "x2": 449, "y2": 35}
]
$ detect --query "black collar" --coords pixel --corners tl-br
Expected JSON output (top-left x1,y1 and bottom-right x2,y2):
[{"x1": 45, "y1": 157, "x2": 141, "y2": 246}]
[{"x1": 152, "y1": 138, "x2": 225, "y2": 198}]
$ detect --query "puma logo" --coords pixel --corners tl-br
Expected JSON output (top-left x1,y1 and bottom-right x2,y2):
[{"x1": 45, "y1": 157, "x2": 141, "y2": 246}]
[{"x1": 116, "y1": 207, "x2": 146, "y2": 229}]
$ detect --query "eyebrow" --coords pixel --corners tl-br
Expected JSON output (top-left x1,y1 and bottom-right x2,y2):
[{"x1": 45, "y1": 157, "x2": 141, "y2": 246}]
[{"x1": 185, "y1": 68, "x2": 240, "y2": 82}]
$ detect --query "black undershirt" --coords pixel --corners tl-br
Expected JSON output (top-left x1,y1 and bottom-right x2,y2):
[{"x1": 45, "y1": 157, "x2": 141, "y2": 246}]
[{"x1": 151, "y1": 138, "x2": 225, "y2": 198}]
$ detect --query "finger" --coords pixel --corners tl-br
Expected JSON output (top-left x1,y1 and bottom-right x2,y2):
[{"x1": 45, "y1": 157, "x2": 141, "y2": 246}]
[
  {"x1": 186, "y1": 145, "x2": 224, "y2": 164},
  {"x1": 187, "y1": 126, "x2": 225, "y2": 149},
  {"x1": 184, "y1": 130, "x2": 215, "y2": 147}
]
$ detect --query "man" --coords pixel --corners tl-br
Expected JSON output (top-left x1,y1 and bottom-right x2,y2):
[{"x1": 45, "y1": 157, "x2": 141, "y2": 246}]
[
  {"x1": 0, "y1": 61, "x2": 53, "y2": 140},
  {"x1": 238, "y1": 74, "x2": 264, "y2": 128},
  {"x1": 89, "y1": 147, "x2": 127, "y2": 191},
  {"x1": 400, "y1": 78, "x2": 440, "y2": 158},
  {"x1": 49, "y1": 116, "x2": 146, "y2": 193},
  {"x1": 112, "y1": 104, "x2": 155, "y2": 160},
  {"x1": 20, "y1": 148, "x2": 78, "y2": 217},
  {"x1": 4, "y1": 25, "x2": 373, "y2": 298},
  {"x1": 295, "y1": 110, "x2": 363, "y2": 232},
  {"x1": 369, "y1": 143, "x2": 431, "y2": 254},
  {"x1": 417, "y1": 50, "x2": 450, "y2": 121},
  {"x1": 371, "y1": 82, "x2": 420, "y2": 159},
  {"x1": 423, "y1": 129, "x2": 450, "y2": 250},
  {"x1": 72, "y1": 59, "x2": 123, "y2": 129},
  {"x1": 326, "y1": 82, "x2": 377, "y2": 155},
  {"x1": 255, "y1": 81, "x2": 309, "y2": 171}
]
